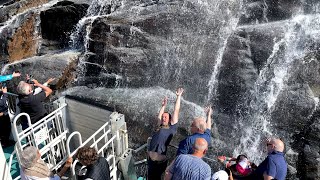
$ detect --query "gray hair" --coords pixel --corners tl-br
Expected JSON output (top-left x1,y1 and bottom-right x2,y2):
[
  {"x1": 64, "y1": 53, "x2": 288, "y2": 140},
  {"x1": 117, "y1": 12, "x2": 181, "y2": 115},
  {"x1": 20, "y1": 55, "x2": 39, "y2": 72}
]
[
  {"x1": 193, "y1": 138, "x2": 208, "y2": 151},
  {"x1": 194, "y1": 117, "x2": 206, "y2": 132},
  {"x1": 20, "y1": 146, "x2": 38, "y2": 168},
  {"x1": 17, "y1": 81, "x2": 30, "y2": 95}
]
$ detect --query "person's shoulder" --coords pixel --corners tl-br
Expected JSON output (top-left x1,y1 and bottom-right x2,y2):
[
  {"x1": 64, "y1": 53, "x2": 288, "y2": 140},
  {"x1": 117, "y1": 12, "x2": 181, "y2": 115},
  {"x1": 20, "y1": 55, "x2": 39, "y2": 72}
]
[{"x1": 170, "y1": 123, "x2": 178, "y2": 127}]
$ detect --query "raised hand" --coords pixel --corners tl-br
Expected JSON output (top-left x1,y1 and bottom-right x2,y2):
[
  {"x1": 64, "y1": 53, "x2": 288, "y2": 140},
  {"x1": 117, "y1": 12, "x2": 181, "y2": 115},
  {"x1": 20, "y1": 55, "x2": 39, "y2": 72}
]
[
  {"x1": 12, "y1": 72, "x2": 21, "y2": 77},
  {"x1": 162, "y1": 97, "x2": 168, "y2": 106},
  {"x1": 46, "y1": 78, "x2": 55, "y2": 84},
  {"x1": 32, "y1": 79, "x2": 40, "y2": 86},
  {"x1": 2, "y1": 86, "x2": 7, "y2": 93},
  {"x1": 176, "y1": 88, "x2": 184, "y2": 96},
  {"x1": 65, "y1": 157, "x2": 73, "y2": 167},
  {"x1": 205, "y1": 105, "x2": 212, "y2": 115}
]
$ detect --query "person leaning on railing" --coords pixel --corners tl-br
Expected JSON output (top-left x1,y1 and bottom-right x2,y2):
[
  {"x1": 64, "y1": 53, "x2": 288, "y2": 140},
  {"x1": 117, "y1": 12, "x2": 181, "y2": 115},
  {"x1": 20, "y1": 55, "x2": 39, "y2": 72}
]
[
  {"x1": 19, "y1": 146, "x2": 72, "y2": 180},
  {"x1": 16, "y1": 78, "x2": 53, "y2": 129},
  {"x1": 76, "y1": 146, "x2": 111, "y2": 180}
]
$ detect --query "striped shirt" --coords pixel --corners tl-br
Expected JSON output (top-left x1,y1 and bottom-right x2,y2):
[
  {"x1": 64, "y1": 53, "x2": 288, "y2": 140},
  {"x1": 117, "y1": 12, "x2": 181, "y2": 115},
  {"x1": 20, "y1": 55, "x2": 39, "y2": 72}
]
[{"x1": 169, "y1": 154, "x2": 211, "y2": 180}]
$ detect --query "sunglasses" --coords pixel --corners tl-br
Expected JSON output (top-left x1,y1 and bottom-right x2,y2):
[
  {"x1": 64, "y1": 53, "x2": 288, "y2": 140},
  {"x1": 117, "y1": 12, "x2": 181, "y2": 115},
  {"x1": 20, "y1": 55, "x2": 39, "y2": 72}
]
[{"x1": 266, "y1": 143, "x2": 273, "y2": 146}]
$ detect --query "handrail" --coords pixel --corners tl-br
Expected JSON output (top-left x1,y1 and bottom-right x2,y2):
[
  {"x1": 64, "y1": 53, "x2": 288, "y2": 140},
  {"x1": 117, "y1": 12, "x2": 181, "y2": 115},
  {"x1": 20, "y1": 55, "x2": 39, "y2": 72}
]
[
  {"x1": 9, "y1": 102, "x2": 69, "y2": 180},
  {"x1": 66, "y1": 120, "x2": 118, "y2": 179}
]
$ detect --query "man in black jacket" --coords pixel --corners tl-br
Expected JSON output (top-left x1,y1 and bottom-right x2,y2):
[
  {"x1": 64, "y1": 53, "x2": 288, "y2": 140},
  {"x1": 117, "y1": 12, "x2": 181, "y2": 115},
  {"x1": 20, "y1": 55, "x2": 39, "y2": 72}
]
[
  {"x1": 76, "y1": 146, "x2": 111, "y2": 180},
  {"x1": 0, "y1": 86, "x2": 14, "y2": 147},
  {"x1": 16, "y1": 79, "x2": 52, "y2": 129}
]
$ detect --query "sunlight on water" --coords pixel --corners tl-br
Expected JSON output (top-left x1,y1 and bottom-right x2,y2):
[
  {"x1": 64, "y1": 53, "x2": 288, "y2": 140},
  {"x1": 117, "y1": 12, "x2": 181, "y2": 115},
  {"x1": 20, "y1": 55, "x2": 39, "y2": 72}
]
[{"x1": 234, "y1": 14, "x2": 320, "y2": 163}]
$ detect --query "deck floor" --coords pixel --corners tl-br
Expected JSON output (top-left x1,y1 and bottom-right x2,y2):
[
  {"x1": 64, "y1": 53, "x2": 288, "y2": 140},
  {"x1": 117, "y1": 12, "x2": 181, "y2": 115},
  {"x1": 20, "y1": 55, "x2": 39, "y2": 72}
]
[{"x1": 4, "y1": 145, "x2": 20, "y2": 179}]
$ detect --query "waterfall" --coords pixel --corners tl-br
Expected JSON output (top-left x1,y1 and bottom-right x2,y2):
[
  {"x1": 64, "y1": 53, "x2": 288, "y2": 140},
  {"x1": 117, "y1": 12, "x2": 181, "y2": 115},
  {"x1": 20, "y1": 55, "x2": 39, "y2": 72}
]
[
  {"x1": 206, "y1": 0, "x2": 243, "y2": 102},
  {"x1": 70, "y1": 0, "x2": 124, "y2": 49},
  {"x1": 233, "y1": 13, "x2": 320, "y2": 163},
  {"x1": 206, "y1": 17, "x2": 240, "y2": 102},
  {"x1": 0, "y1": 0, "x2": 60, "y2": 35}
]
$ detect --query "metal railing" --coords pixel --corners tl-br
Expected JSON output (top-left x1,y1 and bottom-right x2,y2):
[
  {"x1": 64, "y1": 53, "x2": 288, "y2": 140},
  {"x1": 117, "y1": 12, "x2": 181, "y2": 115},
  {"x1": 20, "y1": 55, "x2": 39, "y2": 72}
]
[
  {"x1": 66, "y1": 112, "x2": 129, "y2": 180},
  {"x1": 66, "y1": 122, "x2": 118, "y2": 180},
  {"x1": 7, "y1": 102, "x2": 69, "y2": 179}
]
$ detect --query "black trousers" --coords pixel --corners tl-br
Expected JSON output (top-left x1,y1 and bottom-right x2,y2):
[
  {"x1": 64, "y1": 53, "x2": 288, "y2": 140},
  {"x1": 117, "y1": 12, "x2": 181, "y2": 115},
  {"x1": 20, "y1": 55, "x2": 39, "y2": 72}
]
[
  {"x1": 147, "y1": 158, "x2": 168, "y2": 180},
  {"x1": 0, "y1": 114, "x2": 11, "y2": 145}
]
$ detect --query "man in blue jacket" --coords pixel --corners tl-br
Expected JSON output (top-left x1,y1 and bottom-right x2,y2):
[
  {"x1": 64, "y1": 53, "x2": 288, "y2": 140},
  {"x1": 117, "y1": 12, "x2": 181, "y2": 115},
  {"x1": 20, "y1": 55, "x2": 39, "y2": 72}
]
[
  {"x1": 176, "y1": 106, "x2": 212, "y2": 155},
  {"x1": 254, "y1": 138, "x2": 287, "y2": 180}
]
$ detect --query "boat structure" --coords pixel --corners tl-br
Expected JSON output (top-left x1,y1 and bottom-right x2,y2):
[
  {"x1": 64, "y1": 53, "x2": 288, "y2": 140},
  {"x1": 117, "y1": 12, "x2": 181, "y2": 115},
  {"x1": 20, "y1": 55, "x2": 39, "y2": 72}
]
[{"x1": 0, "y1": 95, "x2": 145, "y2": 180}]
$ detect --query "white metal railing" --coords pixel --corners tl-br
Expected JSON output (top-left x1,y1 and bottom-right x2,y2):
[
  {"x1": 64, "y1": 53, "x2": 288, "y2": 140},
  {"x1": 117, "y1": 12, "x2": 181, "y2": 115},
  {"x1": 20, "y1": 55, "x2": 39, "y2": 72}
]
[
  {"x1": 6, "y1": 100, "x2": 130, "y2": 180},
  {"x1": 7, "y1": 102, "x2": 69, "y2": 179},
  {"x1": 66, "y1": 120, "x2": 118, "y2": 180}
]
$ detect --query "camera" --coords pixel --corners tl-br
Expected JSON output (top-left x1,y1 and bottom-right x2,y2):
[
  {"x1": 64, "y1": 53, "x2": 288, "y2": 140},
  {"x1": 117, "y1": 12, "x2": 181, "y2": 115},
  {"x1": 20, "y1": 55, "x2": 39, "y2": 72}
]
[{"x1": 26, "y1": 75, "x2": 35, "y2": 84}]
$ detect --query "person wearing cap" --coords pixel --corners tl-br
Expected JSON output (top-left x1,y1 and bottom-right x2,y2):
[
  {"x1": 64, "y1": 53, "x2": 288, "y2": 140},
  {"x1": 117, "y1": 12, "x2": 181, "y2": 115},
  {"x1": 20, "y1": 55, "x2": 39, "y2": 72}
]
[
  {"x1": 148, "y1": 88, "x2": 184, "y2": 180},
  {"x1": 217, "y1": 154, "x2": 257, "y2": 179},
  {"x1": 212, "y1": 170, "x2": 231, "y2": 180},
  {"x1": 19, "y1": 146, "x2": 72, "y2": 180},
  {"x1": 164, "y1": 138, "x2": 211, "y2": 180},
  {"x1": 176, "y1": 106, "x2": 212, "y2": 155},
  {"x1": 253, "y1": 138, "x2": 287, "y2": 180}
]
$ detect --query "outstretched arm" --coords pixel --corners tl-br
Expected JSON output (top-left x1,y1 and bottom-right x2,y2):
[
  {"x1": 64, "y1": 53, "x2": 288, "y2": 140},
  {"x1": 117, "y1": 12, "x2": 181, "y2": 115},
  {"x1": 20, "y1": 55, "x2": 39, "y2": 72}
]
[
  {"x1": 171, "y1": 88, "x2": 184, "y2": 125},
  {"x1": 157, "y1": 97, "x2": 168, "y2": 126},
  {"x1": 32, "y1": 79, "x2": 52, "y2": 97},
  {"x1": 33, "y1": 78, "x2": 55, "y2": 95},
  {"x1": 0, "y1": 72, "x2": 20, "y2": 82},
  {"x1": 205, "y1": 106, "x2": 212, "y2": 130},
  {"x1": 57, "y1": 157, "x2": 73, "y2": 178}
]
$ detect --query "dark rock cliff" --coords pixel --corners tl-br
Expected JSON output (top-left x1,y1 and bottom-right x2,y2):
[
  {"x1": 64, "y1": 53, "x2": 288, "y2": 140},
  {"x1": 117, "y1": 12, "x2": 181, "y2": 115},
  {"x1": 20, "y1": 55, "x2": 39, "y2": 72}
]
[{"x1": 1, "y1": 0, "x2": 320, "y2": 179}]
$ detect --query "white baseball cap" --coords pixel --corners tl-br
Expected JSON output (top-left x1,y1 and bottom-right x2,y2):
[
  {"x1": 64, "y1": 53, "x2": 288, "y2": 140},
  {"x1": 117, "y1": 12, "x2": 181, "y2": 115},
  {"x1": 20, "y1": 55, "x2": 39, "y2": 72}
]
[{"x1": 211, "y1": 170, "x2": 229, "y2": 180}]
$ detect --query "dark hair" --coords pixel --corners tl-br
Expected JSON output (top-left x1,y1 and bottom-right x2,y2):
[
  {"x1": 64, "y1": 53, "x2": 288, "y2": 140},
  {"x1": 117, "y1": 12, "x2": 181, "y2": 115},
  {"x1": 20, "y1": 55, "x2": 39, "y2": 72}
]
[
  {"x1": 162, "y1": 112, "x2": 172, "y2": 120},
  {"x1": 236, "y1": 154, "x2": 247, "y2": 163},
  {"x1": 76, "y1": 146, "x2": 98, "y2": 165}
]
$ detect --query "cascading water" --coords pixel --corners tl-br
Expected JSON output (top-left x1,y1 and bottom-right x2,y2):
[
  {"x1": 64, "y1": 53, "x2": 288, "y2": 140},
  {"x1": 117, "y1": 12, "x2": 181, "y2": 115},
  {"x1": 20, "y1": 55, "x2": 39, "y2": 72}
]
[
  {"x1": 1, "y1": 0, "x2": 320, "y2": 177},
  {"x1": 206, "y1": 16, "x2": 240, "y2": 102},
  {"x1": 70, "y1": 0, "x2": 124, "y2": 49},
  {"x1": 233, "y1": 13, "x2": 320, "y2": 163}
]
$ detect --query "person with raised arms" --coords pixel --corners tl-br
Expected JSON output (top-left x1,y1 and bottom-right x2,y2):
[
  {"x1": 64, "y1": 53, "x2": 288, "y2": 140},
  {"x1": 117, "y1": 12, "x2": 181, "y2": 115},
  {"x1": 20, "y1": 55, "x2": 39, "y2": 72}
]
[{"x1": 147, "y1": 88, "x2": 184, "y2": 180}]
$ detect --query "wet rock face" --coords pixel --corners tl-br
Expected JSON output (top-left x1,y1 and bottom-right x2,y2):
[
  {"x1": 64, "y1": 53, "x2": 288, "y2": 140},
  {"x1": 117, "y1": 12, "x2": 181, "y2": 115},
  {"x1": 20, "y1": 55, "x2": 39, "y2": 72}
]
[
  {"x1": 7, "y1": 13, "x2": 38, "y2": 62},
  {"x1": 40, "y1": 1, "x2": 89, "y2": 49},
  {"x1": 240, "y1": 0, "x2": 320, "y2": 25},
  {"x1": 81, "y1": 1, "x2": 241, "y2": 104},
  {"x1": 239, "y1": 0, "x2": 320, "y2": 25},
  {"x1": 0, "y1": 0, "x2": 48, "y2": 23},
  {"x1": 2, "y1": 51, "x2": 80, "y2": 93},
  {"x1": 0, "y1": 11, "x2": 39, "y2": 63},
  {"x1": 1, "y1": 0, "x2": 320, "y2": 178},
  {"x1": 0, "y1": 1, "x2": 88, "y2": 64}
]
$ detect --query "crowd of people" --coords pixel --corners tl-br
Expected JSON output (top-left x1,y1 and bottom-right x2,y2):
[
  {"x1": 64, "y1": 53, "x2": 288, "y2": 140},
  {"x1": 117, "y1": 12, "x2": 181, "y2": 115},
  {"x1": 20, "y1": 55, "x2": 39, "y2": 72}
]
[
  {"x1": 148, "y1": 88, "x2": 288, "y2": 180},
  {"x1": 0, "y1": 73, "x2": 288, "y2": 180}
]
